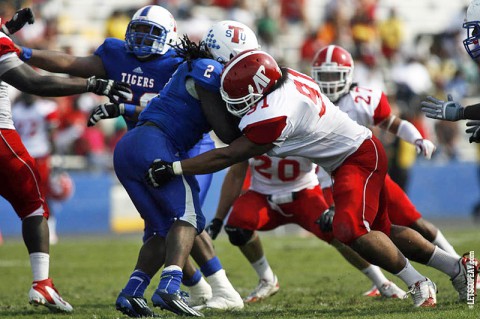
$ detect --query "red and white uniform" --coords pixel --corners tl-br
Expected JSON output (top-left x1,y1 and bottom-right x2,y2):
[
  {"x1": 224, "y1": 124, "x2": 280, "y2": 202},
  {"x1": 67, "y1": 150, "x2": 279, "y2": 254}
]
[
  {"x1": 13, "y1": 98, "x2": 59, "y2": 198},
  {"x1": 318, "y1": 85, "x2": 422, "y2": 226},
  {"x1": 239, "y1": 69, "x2": 390, "y2": 244},
  {"x1": 227, "y1": 155, "x2": 334, "y2": 242},
  {"x1": 0, "y1": 33, "x2": 49, "y2": 219}
]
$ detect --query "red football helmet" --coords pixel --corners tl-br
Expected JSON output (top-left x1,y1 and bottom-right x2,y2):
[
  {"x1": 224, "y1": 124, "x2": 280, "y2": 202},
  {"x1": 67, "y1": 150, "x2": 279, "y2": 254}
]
[
  {"x1": 311, "y1": 45, "x2": 354, "y2": 102},
  {"x1": 49, "y1": 171, "x2": 74, "y2": 201},
  {"x1": 220, "y1": 49, "x2": 282, "y2": 117}
]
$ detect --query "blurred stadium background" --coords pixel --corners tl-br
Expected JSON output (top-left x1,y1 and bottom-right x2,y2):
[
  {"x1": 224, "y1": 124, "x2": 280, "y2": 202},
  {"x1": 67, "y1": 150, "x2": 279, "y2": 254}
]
[{"x1": 0, "y1": 0, "x2": 479, "y2": 239}]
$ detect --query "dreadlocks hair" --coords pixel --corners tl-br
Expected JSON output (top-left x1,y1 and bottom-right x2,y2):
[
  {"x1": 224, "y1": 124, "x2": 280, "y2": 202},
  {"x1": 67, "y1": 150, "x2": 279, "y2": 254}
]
[{"x1": 174, "y1": 34, "x2": 214, "y2": 71}]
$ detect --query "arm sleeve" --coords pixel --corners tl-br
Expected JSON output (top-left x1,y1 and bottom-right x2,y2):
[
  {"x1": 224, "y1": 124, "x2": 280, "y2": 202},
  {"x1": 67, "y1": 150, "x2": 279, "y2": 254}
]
[
  {"x1": 373, "y1": 92, "x2": 392, "y2": 125},
  {"x1": 243, "y1": 116, "x2": 287, "y2": 145}
]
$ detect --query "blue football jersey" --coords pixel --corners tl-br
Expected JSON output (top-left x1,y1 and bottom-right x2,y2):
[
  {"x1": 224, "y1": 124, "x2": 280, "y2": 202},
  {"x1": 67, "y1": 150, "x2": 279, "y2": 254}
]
[
  {"x1": 94, "y1": 38, "x2": 182, "y2": 130},
  {"x1": 138, "y1": 58, "x2": 223, "y2": 152}
]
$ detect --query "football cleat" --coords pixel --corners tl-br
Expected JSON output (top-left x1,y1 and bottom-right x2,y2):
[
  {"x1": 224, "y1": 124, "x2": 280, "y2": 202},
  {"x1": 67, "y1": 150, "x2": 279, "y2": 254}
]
[
  {"x1": 185, "y1": 282, "x2": 213, "y2": 307},
  {"x1": 28, "y1": 278, "x2": 73, "y2": 312},
  {"x1": 405, "y1": 278, "x2": 437, "y2": 307},
  {"x1": 193, "y1": 285, "x2": 243, "y2": 311},
  {"x1": 244, "y1": 275, "x2": 280, "y2": 303},
  {"x1": 378, "y1": 281, "x2": 407, "y2": 299},
  {"x1": 363, "y1": 285, "x2": 381, "y2": 297},
  {"x1": 115, "y1": 292, "x2": 158, "y2": 318},
  {"x1": 152, "y1": 289, "x2": 204, "y2": 317},
  {"x1": 451, "y1": 252, "x2": 479, "y2": 301}
]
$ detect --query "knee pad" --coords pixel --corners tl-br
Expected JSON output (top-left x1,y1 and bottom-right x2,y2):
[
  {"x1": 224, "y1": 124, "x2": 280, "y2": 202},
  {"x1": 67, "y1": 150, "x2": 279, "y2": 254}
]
[{"x1": 224, "y1": 225, "x2": 253, "y2": 246}]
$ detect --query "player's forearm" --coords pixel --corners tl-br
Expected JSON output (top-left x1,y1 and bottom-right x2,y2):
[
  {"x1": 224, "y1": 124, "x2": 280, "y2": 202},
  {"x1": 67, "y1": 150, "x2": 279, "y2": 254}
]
[
  {"x1": 464, "y1": 103, "x2": 480, "y2": 120},
  {"x1": 214, "y1": 166, "x2": 247, "y2": 220},
  {"x1": 25, "y1": 75, "x2": 88, "y2": 96},
  {"x1": 180, "y1": 147, "x2": 244, "y2": 175},
  {"x1": 22, "y1": 48, "x2": 105, "y2": 78},
  {"x1": 27, "y1": 49, "x2": 79, "y2": 74}
]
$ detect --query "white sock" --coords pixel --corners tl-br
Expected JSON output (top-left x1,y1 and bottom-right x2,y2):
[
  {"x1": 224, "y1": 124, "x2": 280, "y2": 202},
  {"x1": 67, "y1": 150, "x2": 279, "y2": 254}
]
[
  {"x1": 30, "y1": 252, "x2": 49, "y2": 282},
  {"x1": 432, "y1": 230, "x2": 460, "y2": 258},
  {"x1": 206, "y1": 269, "x2": 235, "y2": 292},
  {"x1": 361, "y1": 265, "x2": 389, "y2": 288},
  {"x1": 251, "y1": 256, "x2": 275, "y2": 282},
  {"x1": 427, "y1": 246, "x2": 460, "y2": 278},
  {"x1": 395, "y1": 259, "x2": 425, "y2": 287},
  {"x1": 188, "y1": 276, "x2": 212, "y2": 295}
]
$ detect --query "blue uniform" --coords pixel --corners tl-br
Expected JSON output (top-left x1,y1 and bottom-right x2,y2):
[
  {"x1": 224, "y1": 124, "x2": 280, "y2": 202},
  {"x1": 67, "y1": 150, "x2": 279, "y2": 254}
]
[
  {"x1": 113, "y1": 58, "x2": 223, "y2": 238},
  {"x1": 96, "y1": 38, "x2": 214, "y2": 204}
]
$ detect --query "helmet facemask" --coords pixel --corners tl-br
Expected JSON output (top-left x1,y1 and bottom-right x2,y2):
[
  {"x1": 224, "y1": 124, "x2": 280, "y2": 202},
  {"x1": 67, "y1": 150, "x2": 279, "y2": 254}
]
[
  {"x1": 126, "y1": 21, "x2": 169, "y2": 58},
  {"x1": 125, "y1": 6, "x2": 177, "y2": 58},
  {"x1": 463, "y1": 21, "x2": 480, "y2": 60},
  {"x1": 312, "y1": 63, "x2": 352, "y2": 102},
  {"x1": 221, "y1": 85, "x2": 263, "y2": 117}
]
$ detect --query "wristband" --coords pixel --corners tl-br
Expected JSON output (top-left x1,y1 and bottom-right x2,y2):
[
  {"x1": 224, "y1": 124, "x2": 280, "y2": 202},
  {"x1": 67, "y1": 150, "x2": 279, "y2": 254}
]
[
  {"x1": 20, "y1": 47, "x2": 32, "y2": 62},
  {"x1": 172, "y1": 161, "x2": 183, "y2": 175},
  {"x1": 396, "y1": 120, "x2": 423, "y2": 145},
  {"x1": 123, "y1": 103, "x2": 136, "y2": 117}
]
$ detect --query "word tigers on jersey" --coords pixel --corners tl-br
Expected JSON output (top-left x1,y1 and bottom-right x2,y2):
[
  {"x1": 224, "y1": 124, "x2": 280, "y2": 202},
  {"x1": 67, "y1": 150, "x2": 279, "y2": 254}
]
[{"x1": 121, "y1": 73, "x2": 155, "y2": 88}]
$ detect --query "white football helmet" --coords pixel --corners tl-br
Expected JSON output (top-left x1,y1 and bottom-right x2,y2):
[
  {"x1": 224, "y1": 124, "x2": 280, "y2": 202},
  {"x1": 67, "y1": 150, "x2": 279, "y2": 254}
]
[
  {"x1": 49, "y1": 172, "x2": 74, "y2": 201},
  {"x1": 202, "y1": 20, "x2": 260, "y2": 63},
  {"x1": 464, "y1": 0, "x2": 480, "y2": 60},
  {"x1": 311, "y1": 45, "x2": 354, "y2": 102},
  {"x1": 125, "y1": 5, "x2": 178, "y2": 58}
]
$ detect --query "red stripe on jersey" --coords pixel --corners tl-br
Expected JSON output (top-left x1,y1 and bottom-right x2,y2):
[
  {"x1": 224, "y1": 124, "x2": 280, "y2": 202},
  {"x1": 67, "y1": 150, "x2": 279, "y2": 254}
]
[
  {"x1": 373, "y1": 92, "x2": 391, "y2": 125},
  {"x1": 0, "y1": 37, "x2": 20, "y2": 56},
  {"x1": 243, "y1": 116, "x2": 287, "y2": 145}
]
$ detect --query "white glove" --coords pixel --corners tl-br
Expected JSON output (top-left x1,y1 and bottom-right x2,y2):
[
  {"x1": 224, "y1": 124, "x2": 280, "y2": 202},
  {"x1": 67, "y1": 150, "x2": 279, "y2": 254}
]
[{"x1": 414, "y1": 139, "x2": 436, "y2": 160}]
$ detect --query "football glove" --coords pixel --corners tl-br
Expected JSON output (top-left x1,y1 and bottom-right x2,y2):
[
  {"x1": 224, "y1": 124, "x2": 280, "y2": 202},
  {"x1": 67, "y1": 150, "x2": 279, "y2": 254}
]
[
  {"x1": 1, "y1": 8, "x2": 35, "y2": 35},
  {"x1": 315, "y1": 206, "x2": 335, "y2": 232},
  {"x1": 421, "y1": 94, "x2": 464, "y2": 121},
  {"x1": 205, "y1": 218, "x2": 223, "y2": 240},
  {"x1": 466, "y1": 121, "x2": 480, "y2": 143},
  {"x1": 145, "y1": 159, "x2": 175, "y2": 187},
  {"x1": 87, "y1": 103, "x2": 124, "y2": 127},
  {"x1": 86, "y1": 76, "x2": 132, "y2": 102},
  {"x1": 414, "y1": 139, "x2": 436, "y2": 160}
]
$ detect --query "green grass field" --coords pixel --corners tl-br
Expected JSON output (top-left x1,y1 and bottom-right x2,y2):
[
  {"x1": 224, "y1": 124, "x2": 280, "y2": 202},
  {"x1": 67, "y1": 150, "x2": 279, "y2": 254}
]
[{"x1": 0, "y1": 223, "x2": 479, "y2": 319}]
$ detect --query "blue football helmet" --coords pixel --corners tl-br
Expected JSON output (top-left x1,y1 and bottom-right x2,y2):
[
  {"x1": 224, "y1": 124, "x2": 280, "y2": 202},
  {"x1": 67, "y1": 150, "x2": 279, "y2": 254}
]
[
  {"x1": 463, "y1": 0, "x2": 480, "y2": 60},
  {"x1": 125, "y1": 5, "x2": 177, "y2": 58}
]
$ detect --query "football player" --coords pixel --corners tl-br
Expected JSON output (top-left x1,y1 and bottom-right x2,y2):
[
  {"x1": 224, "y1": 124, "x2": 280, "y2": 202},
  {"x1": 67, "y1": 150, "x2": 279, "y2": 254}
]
[
  {"x1": 112, "y1": 20, "x2": 264, "y2": 315},
  {"x1": 13, "y1": 93, "x2": 59, "y2": 244},
  {"x1": 311, "y1": 44, "x2": 463, "y2": 295},
  {"x1": 146, "y1": 50, "x2": 479, "y2": 308},
  {"x1": 206, "y1": 154, "x2": 406, "y2": 302},
  {"x1": 15, "y1": 8, "x2": 250, "y2": 316},
  {"x1": 420, "y1": 0, "x2": 480, "y2": 142},
  {"x1": 0, "y1": 8, "x2": 129, "y2": 313}
]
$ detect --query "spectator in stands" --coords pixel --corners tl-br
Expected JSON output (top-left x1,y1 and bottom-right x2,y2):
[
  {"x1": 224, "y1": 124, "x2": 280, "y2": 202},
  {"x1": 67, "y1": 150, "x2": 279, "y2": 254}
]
[
  {"x1": 378, "y1": 7, "x2": 404, "y2": 63},
  {"x1": 105, "y1": 9, "x2": 130, "y2": 40}
]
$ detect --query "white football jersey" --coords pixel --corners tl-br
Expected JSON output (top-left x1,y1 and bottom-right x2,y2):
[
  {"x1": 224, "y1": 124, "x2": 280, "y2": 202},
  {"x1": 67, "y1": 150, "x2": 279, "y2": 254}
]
[
  {"x1": 239, "y1": 69, "x2": 372, "y2": 173},
  {"x1": 12, "y1": 99, "x2": 58, "y2": 157},
  {"x1": 0, "y1": 33, "x2": 24, "y2": 130},
  {"x1": 316, "y1": 85, "x2": 391, "y2": 186},
  {"x1": 249, "y1": 155, "x2": 318, "y2": 195},
  {"x1": 336, "y1": 85, "x2": 391, "y2": 127}
]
